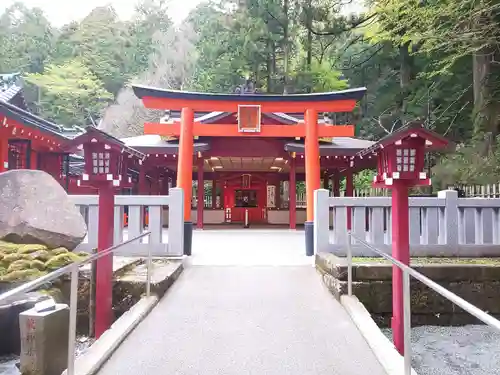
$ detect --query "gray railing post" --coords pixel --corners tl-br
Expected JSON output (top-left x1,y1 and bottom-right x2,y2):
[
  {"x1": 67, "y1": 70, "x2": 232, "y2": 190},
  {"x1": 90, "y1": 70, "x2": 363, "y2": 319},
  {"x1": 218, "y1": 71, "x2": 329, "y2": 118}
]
[
  {"x1": 403, "y1": 270, "x2": 412, "y2": 375},
  {"x1": 168, "y1": 188, "x2": 184, "y2": 256},
  {"x1": 314, "y1": 189, "x2": 330, "y2": 254},
  {"x1": 113, "y1": 205, "x2": 124, "y2": 246},
  {"x1": 347, "y1": 231, "x2": 353, "y2": 296},
  {"x1": 438, "y1": 189, "x2": 459, "y2": 246}
]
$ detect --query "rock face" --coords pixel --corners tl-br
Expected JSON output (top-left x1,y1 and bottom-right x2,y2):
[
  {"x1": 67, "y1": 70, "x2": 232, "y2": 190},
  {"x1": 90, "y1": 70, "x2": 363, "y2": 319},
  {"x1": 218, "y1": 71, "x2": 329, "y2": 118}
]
[{"x1": 0, "y1": 170, "x2": 87, "y2": 250}]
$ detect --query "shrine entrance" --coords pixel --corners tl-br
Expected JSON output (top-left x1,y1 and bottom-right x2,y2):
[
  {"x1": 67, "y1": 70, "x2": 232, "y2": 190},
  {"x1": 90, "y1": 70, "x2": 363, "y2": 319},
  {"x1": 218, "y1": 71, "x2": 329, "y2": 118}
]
[
  {"x1": 223, "y1": 173, "x2": 267, "y2": 224},
  {"x1": 132, "y1": 82, "x2": 367, "y2": 255}
]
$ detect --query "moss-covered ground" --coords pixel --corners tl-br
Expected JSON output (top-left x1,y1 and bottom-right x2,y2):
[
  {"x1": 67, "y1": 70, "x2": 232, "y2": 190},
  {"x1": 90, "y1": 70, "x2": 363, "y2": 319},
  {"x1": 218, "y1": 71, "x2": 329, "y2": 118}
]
[{"x1": 0, "y1": 241, "x2": 88, "y2": 282}]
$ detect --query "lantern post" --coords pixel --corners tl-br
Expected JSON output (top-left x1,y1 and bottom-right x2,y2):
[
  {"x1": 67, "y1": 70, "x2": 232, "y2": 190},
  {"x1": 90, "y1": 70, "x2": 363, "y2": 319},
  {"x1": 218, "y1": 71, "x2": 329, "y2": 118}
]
[
  {"x1": 366, "y1": 122, "x2": 449, "y2": 355},
  {"x1": 66, "y1": 128, "x2": 144, "y2": 338}
]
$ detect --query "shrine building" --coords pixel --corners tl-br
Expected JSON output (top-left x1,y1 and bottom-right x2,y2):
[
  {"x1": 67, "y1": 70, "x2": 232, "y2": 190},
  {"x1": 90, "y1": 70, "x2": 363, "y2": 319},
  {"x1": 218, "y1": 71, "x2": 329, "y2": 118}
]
[{"x1": 1, "y1": 74, "x2": 382, "y2": 253}]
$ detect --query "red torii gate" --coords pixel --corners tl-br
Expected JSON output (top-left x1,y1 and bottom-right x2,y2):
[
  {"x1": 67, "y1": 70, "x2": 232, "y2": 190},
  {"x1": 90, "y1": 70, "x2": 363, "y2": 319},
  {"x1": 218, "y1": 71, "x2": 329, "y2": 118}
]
[{"x1": 133, "y1": 85, "x2": 366, "y2": 255}]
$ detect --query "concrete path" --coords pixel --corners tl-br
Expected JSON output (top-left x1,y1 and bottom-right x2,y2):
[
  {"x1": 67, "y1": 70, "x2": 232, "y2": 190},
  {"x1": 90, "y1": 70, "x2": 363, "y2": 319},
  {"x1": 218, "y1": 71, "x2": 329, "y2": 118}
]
[
  {"x1": 190, "y1": 229, "x2": 312, "y2": 266},
  {"x1": 97, "y1": 229, "x2": 387, "y2": 374},
  {"x1": 98, "y1": 254, "x2": 387, "y2": 375}
]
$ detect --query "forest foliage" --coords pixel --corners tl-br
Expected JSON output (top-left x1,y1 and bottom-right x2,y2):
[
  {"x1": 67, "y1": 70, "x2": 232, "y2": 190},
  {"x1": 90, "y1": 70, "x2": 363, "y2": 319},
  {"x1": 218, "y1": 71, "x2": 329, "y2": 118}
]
[{"x1": 1, "y1": 0, "x2": 500, "y2": 186}]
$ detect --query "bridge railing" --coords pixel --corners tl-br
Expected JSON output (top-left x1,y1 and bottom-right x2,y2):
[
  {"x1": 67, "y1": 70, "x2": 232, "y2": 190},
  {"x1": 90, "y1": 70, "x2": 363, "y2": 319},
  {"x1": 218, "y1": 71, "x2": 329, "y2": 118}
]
[
  {"x1": 346, "y1": 232, "x2": 500, "y2": 375},
  {"x1": 314, "y1": 189, "x2": 500, "y2": 257},
  {"x1": 0, "y1": 232, "x2": 151, "y2": 375},
  {"x1": 70, "y1": 188, "x2": 184, "y2": 257}
]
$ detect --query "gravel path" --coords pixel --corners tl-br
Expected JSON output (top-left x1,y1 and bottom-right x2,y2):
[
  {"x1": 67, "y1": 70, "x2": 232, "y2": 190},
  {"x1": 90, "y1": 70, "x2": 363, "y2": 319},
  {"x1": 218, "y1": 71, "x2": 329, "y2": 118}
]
[{"x1": 383, "y1": 325, "x2": 500, "y2": 375}]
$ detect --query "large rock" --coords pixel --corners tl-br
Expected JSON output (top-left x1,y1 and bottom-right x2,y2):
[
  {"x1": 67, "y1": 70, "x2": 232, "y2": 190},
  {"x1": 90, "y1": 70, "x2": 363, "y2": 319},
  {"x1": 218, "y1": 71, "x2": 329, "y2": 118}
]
[{"x1": 0, "y1": 170, "x2": 87, "y2": 250}]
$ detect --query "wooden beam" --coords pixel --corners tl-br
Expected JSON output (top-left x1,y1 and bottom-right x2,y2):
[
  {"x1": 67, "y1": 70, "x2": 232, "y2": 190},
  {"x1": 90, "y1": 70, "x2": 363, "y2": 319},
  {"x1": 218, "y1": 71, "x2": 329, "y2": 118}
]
[{"x1": 144, "y1": 122, "x2": 355, "y2": 138}]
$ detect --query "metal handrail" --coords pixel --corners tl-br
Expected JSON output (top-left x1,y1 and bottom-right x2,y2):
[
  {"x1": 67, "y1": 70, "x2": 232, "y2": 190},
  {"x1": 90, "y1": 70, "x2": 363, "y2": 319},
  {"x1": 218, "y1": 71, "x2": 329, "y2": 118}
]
[
  {"x1": 346, "y1": 231, "x2": 500, "y2": 375},
  {"x1": 0, "y1": 231, "x2": 152, "y2": 375}
]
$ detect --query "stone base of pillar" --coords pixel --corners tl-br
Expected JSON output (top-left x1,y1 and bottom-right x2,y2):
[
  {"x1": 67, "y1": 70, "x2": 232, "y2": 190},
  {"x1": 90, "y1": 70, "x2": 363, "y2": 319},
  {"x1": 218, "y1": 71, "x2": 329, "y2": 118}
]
[
  {"x1": 304, "y1": 221, "x2": 314, "y2": 256},
  {"x1": 183, "y1": 221, "x2": 193, "y2": 256}
]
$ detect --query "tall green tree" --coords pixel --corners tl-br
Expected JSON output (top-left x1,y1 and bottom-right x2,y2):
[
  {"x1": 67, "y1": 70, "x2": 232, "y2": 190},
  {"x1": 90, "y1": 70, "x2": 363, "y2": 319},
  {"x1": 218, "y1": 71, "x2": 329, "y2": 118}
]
[
  {"x1": 0, "y1": 2, "x2": 54, "y2": 73},
  {"x1": 50, "y1": 6, "x2": 131, "y2": 96},
  {"x1": 25, "y1": 60, "x2": 112, "y2": 127}
]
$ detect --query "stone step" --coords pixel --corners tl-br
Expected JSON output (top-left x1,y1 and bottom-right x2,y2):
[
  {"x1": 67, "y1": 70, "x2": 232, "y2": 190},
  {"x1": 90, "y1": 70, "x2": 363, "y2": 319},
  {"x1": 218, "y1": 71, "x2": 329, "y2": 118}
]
[{"x1": 113, "y1": 259, "x2": 183, "y2": 316}]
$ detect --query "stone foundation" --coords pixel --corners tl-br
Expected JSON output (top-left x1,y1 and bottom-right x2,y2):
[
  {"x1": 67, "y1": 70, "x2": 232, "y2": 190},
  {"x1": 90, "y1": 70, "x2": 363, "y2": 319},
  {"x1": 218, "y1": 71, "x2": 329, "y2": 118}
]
[
  {"x1": 316, "y1": 253, "x2": 500, "y2": 326},
  {"x1": 0, "y1": 257, "x2": 183, "y2": 357}
]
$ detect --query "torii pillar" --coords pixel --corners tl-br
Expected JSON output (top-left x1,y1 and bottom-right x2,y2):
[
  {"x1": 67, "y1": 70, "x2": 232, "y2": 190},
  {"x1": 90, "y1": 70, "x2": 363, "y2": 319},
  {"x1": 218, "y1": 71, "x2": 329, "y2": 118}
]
[
  {"x1": 289, "y1": 156, "x2": 297, "y2": 229},
  {"x1": 304, "y1": 109, "x2": 320, "y2": 256},
  {"x1": 176, "y1": 107, "x2": 194, "y2": 255}
]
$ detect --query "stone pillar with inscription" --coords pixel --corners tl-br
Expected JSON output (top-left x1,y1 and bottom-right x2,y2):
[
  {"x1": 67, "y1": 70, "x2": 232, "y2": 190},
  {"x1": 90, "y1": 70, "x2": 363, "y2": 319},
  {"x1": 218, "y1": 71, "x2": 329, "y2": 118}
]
[{"x1": 19, "y1": 304, "x2": 70, "y2": 375}]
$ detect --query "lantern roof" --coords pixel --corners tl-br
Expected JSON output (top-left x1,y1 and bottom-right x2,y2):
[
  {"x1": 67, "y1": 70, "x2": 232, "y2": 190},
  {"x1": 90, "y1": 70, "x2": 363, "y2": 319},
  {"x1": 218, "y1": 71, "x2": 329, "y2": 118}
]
[
  {"x1": 357, "y1": 121, "x2": 451, "y2": 158},
  {"x1": 65, "y1": 126, "x2": 146, "y2": 160}
]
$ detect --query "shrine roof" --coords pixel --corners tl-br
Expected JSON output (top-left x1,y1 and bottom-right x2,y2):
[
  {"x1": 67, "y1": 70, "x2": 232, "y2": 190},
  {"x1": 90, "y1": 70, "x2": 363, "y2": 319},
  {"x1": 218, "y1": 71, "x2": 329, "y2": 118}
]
[
  {"x1": 0, "y1": 83, "x2": 22, "y2": 103},
  {"x1": 133, "y1": 85, "x2": 366, "y2": 103},
  {"x1": 0, "y1": 99, "x2": 69, "y2": 140},
  {"x1": 67, "y1": 154, "x2": 85, "y2": 176},
  {"x1": 285, "y1": 137, "x2": 375, "y2": 156},
  {"x1": 121, "y1": 134, "x2": 209, "y2": 154},
  {"x1": 119, "y1": 134, "x2": 375, "y2": 156},
  {"x1": 1, "y1": 75, "x2": 85, "y2": 142},
  {"x1": 0, "y1": 73, "x2": 29, "y2": 111}
]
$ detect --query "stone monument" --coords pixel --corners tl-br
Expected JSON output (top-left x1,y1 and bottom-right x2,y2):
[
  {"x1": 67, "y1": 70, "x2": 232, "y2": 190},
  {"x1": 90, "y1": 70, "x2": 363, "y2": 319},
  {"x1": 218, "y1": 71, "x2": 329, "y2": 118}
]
[{"x1": 19, "y1": 302, "x2": 70, "y2": 375}]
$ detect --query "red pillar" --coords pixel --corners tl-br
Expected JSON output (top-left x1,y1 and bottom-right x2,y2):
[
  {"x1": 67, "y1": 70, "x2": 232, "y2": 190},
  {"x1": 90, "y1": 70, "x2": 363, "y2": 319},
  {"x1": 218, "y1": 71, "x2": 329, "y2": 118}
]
[
  {"x1": 177, "y1": 107, "x2": 194, "y2": 220},
  {"x1": 95, "y1": 185, "x2": 115, "y2": 338},
  {"x1": 305, "y1": 109, "x2": 320, "y2": 255},
  {"x1": 176, "y1": 107, "x2": 194, "y2": 255},
  {"x1": 345, "y1": 170, "x2": 353, "y2": 230},
  {"x1": 305, "y1": 109, "x2": 320, "y2": 221},
  {"x1": 0, "y1": 136, "x2": 8, "y2": 172},
  {"x1": 197, "y1": 158, "x2": 204, "y2": 229},
  {"x1": 391, "y1": 182, "x2": 410, "y2": 355},
  {"x1": 211, "y1": 179, "x2": 217, "y2": 209},
  {"x1": 289, "y1": 157, "x2": 296, "y2": 229}
]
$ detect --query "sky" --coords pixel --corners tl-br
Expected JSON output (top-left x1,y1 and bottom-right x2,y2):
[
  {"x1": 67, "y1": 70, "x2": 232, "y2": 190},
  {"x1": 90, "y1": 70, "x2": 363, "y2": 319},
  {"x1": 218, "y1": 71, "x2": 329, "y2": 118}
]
[
  {"x1": 0, "y1": 0, "x2": 201, "y2": 26},
  {"x1": 0, "y1": 0, "x2": 364, "y2": 27}
]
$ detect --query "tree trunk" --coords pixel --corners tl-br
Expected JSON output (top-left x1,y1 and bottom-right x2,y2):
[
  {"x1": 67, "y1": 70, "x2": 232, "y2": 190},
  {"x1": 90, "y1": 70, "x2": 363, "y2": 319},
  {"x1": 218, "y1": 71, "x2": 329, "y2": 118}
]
[
  {"x1": 306, "y1": 0, "x2": 313, "y2": 93},
  {"x1": 266, "y1": 38, "x2": 273, "y2": 93},
  {"x1": 395, "y1": 42, "x2": 412, "y2": 129},
  {"x1": 473, "y1": 46, "x2": 500, "y2": 154},
  {"x1": 282, "y1": 0, "x2": 289, "y2": 94}
]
